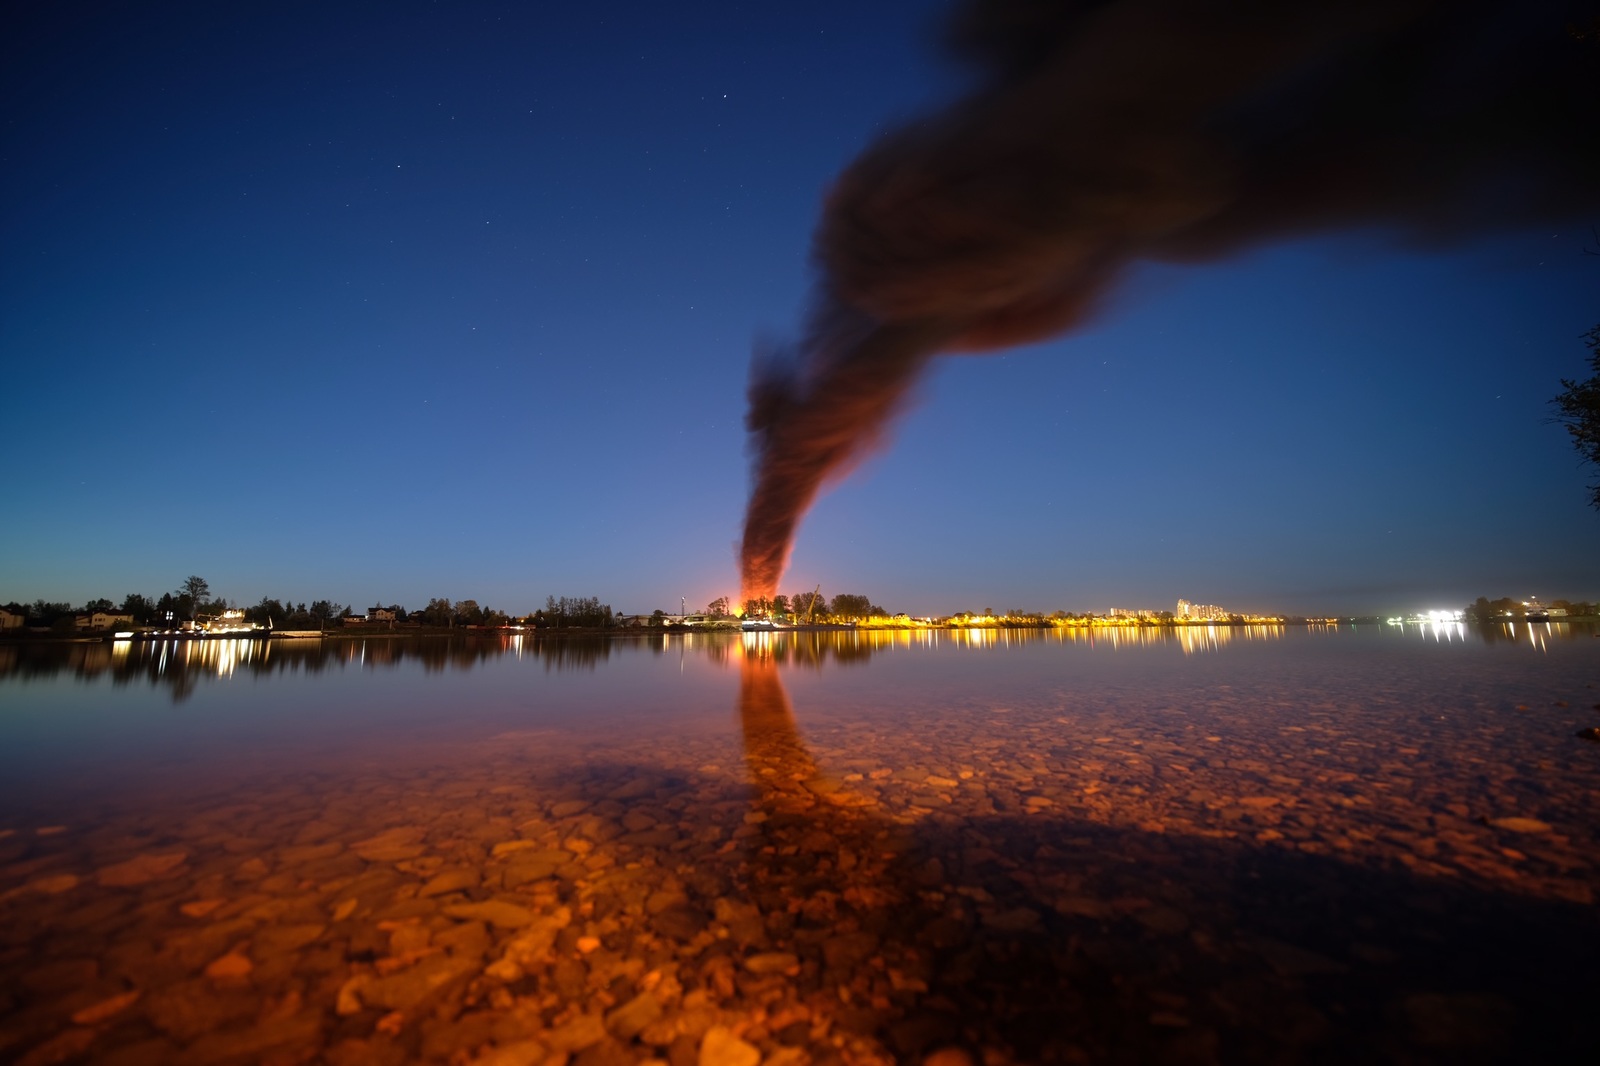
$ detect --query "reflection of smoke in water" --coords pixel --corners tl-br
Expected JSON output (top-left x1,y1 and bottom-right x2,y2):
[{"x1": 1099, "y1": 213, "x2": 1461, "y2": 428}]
[
  {"x1": 737, "y1": 649, "x2": 821, "y2": 789},
  {"x1": 738, "y1": 0, "x2": 1600, "y2": 600}
]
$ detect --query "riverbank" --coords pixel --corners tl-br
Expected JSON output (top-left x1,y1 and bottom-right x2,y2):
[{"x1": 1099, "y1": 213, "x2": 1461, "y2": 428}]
[{"x1": 7, "y1": 616, "x2": 1600, "y2": 645}]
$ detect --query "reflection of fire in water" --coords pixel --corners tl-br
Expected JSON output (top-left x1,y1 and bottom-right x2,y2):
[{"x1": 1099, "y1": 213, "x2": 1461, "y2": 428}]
[
  {"x1": 736, "y1": 643, "x2": 881, "y2": 819},
  {"x1": 733, "y1": 652, "x2": 980, "y2": 1057},
  {"x1": 738, "y1": 649, "x2": 823, "y2": 798},
  {"x1": 731, "y1": 651, "x2": 1125, "y2": 1061}
]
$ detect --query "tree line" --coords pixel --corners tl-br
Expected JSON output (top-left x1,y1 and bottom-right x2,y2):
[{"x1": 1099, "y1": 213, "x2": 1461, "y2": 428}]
[
  {"x1": 11, "y1": 576, "x2": 1596, "y2": 634},
  {"x1": 1, "y1": 577, "x2": 365, "y2": 632},
  {"x1": 737, "y1": 591, "x2": 888, "y2": 622},
  {"x1": 1465, "y1": 596, "x2": 1596, "y2": 622},
  {"x1": 2, "y1": 577, "x2": 619, "y2": 631}
]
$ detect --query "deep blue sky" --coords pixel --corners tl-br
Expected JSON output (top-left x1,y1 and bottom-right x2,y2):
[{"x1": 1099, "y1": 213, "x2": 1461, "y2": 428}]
[{"x1": 3, "y1": 1, "x2": 1595, "y2": 618}]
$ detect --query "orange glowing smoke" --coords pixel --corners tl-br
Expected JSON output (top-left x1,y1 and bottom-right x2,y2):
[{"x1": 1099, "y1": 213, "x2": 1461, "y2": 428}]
[
  {"x1": 737, "y1": 0, "x2": 1599, "y2": 599},
  {"x1": 740, "y1": 315, "x2": 953, "y2": 601}
]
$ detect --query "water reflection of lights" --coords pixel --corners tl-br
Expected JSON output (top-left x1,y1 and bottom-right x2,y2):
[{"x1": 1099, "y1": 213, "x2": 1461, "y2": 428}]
[
  {"x1": 1177, "y1": 625, "x2": 1221, "y2": 655},
  {"x1": 206, "y1": 638, "x2": 263, "y2": 677},
  {"x1": 958, "y1": 627, "x2": 994, "y2": 648},
  {"x1": 1486, "y1": 620, "x2": 1558, "y2": 653},
  {"x1": 1522, "y1": 621, "x2": 1550, "y2": 653},
  {"x1": 148, "y1": 637, "x2": 267, "y2": 678},
  {"x1": 1171, "y1": 625, "x2": 1284, "y2": 655},
  {"x1": 23, "y1": 623, "x2": 1594, "y2": 704},
  {"x1": 738, "y1": 629, "x2": 777, "y2": 662},
  {"x1": 1416, "y1": 620, "x2": 1467, "y2": 643},
  {"x1": 728, "y1": 624, "x2": 1292, "y2": 657}
]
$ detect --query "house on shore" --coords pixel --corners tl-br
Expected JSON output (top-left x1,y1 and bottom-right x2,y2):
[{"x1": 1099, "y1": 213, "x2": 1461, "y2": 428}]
[{"x1": 75, "y1": 610, "x2": 135, "y2": 631}]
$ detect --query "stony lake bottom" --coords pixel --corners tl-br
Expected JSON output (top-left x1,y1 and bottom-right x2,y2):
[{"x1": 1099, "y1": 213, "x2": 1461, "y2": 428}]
[{"x1": 1, "y1": 625, "x2": 1597, "y2": 1066}]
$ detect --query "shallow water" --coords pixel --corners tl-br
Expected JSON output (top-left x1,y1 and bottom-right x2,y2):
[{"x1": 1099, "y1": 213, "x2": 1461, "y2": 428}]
[{"x1": 1, "y1": 624, "x2": 1597, "y2": 1065}]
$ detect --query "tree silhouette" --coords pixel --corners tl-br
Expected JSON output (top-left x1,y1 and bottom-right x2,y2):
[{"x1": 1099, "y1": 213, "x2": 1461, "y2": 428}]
[
  {"x1": 1550, "y1": 325, "x2": 1600, "y2": 510},
  {"x1": 179, "y1": 575, "x2": 210, "y2": 614}
]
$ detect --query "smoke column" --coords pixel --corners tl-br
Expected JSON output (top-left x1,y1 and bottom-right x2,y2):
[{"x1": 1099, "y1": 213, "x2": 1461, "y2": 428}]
[{"x1": 738, "y1": 0, "x2": 1600, "y2": 601}]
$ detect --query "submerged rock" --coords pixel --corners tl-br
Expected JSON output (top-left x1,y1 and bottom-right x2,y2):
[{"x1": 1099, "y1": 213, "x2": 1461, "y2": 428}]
[
  {"x1": 96, "y1": 851, "x2": 188, "y2": 887},
  {"x1": 359, "y1": 954, "x2": 478, "y2": 1012},
  {"x1": 1486, "y1": 817, "x2": 1553, "y2": 834},
  {"x1": 698, "y1": 1026, "x2": 760, "y2": 1066},
  {"x1": 442, "y1": 900, "x2": 536, "y2": 928}
]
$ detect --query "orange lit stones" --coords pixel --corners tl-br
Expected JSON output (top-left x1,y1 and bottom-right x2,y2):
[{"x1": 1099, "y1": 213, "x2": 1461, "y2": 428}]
[
  {"x1": 3, "y1": 631, "x2": 1597, "y2": 1062},
  {"x1": 204, "y1": 952, "x2": 253, "y2": 980},
  {"x1": 70, "y1": 990, "x2": 141, "y2": 1026},
  {"x1": 95, "y1": 850, "x2": 188, "y2": 887}
]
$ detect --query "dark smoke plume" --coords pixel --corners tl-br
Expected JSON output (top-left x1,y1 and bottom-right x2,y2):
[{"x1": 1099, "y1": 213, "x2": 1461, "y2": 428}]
[{"x1": 740, "y1": 0, "x2": 1600, "y2": 599}]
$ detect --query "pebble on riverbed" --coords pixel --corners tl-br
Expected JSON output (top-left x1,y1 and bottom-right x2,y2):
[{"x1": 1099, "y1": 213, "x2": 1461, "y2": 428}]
[{"x1": 1, "y1": 671, "x2": 1597, "y2": 1065}]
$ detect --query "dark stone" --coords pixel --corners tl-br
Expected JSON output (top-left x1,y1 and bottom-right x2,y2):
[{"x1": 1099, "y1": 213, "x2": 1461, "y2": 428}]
[
  {"x1": 552, "y1": 958, "x2": 588, "y2": 999},
  {"x1": 618, "y1": 829, "x2": 679, "y2": 847},
  {"x1": 575, "y1": 1037, "x2": 637, "y2": 1066},
  {"x1": 889, "y1": 1013, "x2": 960, "y2": 1057},
  {"x1": 420, "y1": 1012, "x2": 498, "y2": 1060},
  {"x1": 95, "y1": 1038, "x2": 180, "y2": 1066},
  {"x1": 778, "y1": 1021, "x2": 811, "y2": 1045},
  {"x1": 667, "y1": 1033, "x2": 699, "y2": 1066},
  {"x1": 834, "y1": 1005, "x2": 881, "y2": 1034},
  {"x1": 653, "y1": 904, "x2": 708, "y2": 942},
  {"x1": 143, "y1": 979, "x2": 258, "y2": 1042}
]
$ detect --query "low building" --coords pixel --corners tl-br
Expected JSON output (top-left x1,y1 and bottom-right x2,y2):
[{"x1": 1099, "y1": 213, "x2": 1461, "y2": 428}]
[
  {"x1": 671, "y1": 613, "x2": 738, "y2": 627},
  {"x1": 0, "y1": 607, "x2": 25, "y2": 630},
  {"x1": 76, "y1": 611, "x2": 134, "y2": 631},
  {"x1": 367, "y1": 607, "x2": 397, "y2": 624}
]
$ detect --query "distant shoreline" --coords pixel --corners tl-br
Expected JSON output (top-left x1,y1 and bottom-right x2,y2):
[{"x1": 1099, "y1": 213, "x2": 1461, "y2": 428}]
[{"x1": 5, "y1": 616, "x2": 1595, "y2": 645}]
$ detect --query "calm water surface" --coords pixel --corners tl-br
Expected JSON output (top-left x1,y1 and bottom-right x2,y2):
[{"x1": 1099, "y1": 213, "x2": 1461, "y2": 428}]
[{"x1": 1, "y1": 625, "x2": 1597, "y2": 1065}]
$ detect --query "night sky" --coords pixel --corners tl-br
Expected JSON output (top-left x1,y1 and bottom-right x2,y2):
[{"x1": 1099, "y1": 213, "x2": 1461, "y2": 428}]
[{"x1": 4, "y1": 0, "x2": 1596, "y2": 619}]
